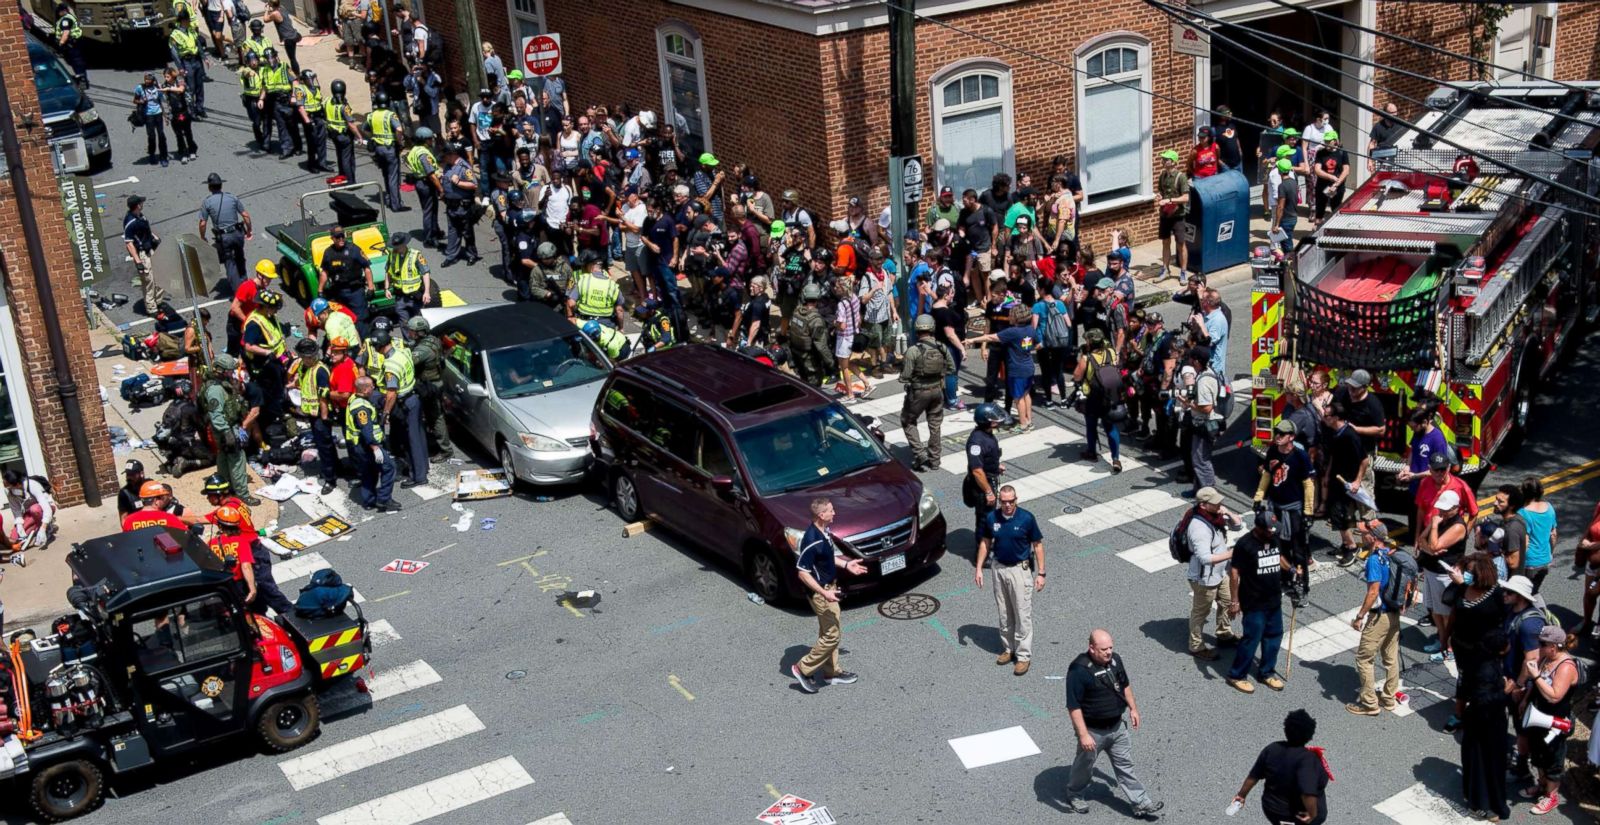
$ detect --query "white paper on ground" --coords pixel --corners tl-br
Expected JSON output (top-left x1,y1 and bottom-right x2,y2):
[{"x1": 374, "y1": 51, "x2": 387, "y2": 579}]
[
  {"x1": 257, "y1": 474, "x2": 304, "y2": 502},
  {"x1": 947, "y1": 725, "x2": 1041, "y2": 770}
]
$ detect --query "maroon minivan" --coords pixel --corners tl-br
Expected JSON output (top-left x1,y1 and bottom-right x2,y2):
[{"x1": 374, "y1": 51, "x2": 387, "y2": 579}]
[{"x1": 591, "y1": 345, "x2": 947, "y2": 604}]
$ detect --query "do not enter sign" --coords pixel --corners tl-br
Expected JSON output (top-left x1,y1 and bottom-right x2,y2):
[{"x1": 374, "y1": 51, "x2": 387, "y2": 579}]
[{"x1": 521, "y1": 32, "x2": 562, "y2": 77}]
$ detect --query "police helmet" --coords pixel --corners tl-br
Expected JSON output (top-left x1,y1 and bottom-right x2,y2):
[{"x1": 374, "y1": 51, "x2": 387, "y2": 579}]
[
  {"x1": 263, "y1": 46, "x2": 278, "y2": 58},
  {"x1": 295, "y1": 337, "x2": 319, "y2": 356},
  {"x1": 405, "y1": 316, "x2": 430, "y2": 333},
  {"x1": 388, "y1": 232, "x2": 409, "y2": 247},
  {"x1": 413, "y1": 126, "x2": 434, "y2": 140},
  {"x1": 581, "y1": 320, "x2": 601, "y2": 338},
  {"x1": 372, "y1": 91, "x2": 388, "y2": 106},
  {"x1": 202, "y1": 474, "x2": 230, "y2": 496},
  {"x1": 973, "y1": 402, "x2": 1006, "y2": 427},
  {"x1": 577, "y1": 250, "x2": 601, "y2": 268},
  {"x1": 372, "y1": 316, "x2": 394, "y2": 332},
  {"x1": 507, "y1": 188, "x2": 525, "y2": 205},
  {"x1": 330, "y1": 79, "x2": 346, "y2": 97},
  {"x1": 245, "y1": 51, "x2": 260, "y2": 63},
  {"x1": 310, "y1": 297, "x2": 330, "y2": 315},
  {"x1": 300, "y1": 69, "x2": 317, "y2": 83},
  {"x1": 257, "y1": 291, "x2": 283, "y2": 309},
  {"x1": 632, "y1": 299, "x2": 659, "y2": 317},
  {"x1": 369, "y1": 329, "x2": 392, "y2": 348},
  {"x1": 250, "y1": 18, "x2": 264, "y2": 30},
  {"x1": 536, "y1": 242, "x2": 557, "y2": 259},
  {"x1": 516, "y1": 208, "x2": 537, "y2": 226},
  {"x1": 801, "y1": 283, "x2": 822, "y2": 300},
  {"x1": 913, "y1": 314, "x2": 935, "y2": 332}
]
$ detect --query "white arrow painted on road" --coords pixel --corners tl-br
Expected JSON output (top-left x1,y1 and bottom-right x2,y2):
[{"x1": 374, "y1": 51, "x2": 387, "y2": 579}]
[{"x1": 94, "y1": 175, "x2": 140, "y2": 189}]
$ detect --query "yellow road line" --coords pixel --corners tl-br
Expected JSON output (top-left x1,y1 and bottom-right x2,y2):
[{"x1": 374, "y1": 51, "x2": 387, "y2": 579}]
[
  {"x1": 766, "y1": 784, "x2": 781, "y2": 800},
  {"x1": 369, "y1": 590, "x2": 410, "y2": 603},
  {"x1": 667, "y1": 674, "x2": 695, "y2": 701},
  {"x1": 560, "y1": 599, "x2": 585, "y2": 618},
  {"x1": 1543, "y1": 466, "x2": 1600, "y2": 497},
  {"x1": 1476, "y1": 456, "x2": 1600, "y2": 507},
  {"x1": 497, "y1": 551, "x2": 548, "y2": 566}
]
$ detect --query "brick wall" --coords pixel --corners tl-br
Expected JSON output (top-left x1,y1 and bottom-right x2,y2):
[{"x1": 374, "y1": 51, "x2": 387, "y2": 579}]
[
  {"x1": 1553, "y1": 3, "x2": 1600, "y2": 82},
  {"x1": 0, "y1": 15, "x2": 116, "y2": 505},
  {"x1": 1371, "y1": 1, "x2": 1472, "y2": 121}
]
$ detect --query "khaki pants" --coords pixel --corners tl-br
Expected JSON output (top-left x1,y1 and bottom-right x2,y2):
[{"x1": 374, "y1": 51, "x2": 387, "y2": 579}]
[
  {"x1": 1354, "y1": 611, "x2": 1401, "y2": 710},
  {"x1": 901, "y1": 386, "x2": 945, "y2": 465},
  {"x1": 993, "y1": 563, "x2": 1034, "y2": 661},
  {"x1": 1187, "y1": 579, "x2": 1236, "y2": 652},
  {"x1": 798, "y1": 588, "x2": 842, "y2": 678},
  {"x1": 134, "y1": 249, "x2": 168, "y2": 313}
]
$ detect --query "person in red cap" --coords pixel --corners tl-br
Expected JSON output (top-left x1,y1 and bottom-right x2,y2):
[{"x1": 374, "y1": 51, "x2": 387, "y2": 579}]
[{"x1": 121, "y1": 480, "x2": 203, "y2": 532}]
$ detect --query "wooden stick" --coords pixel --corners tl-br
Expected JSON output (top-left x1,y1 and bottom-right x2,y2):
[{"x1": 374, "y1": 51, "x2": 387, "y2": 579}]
[{"x1": 1285, "y1": 601, "x2": 1299, "y2": 680}]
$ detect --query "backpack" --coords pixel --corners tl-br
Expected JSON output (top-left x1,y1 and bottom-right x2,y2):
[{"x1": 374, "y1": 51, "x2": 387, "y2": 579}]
[
  {"x1": 1378, "y1": 548, "x2": 1418, "y2": 611},
  {"x1": 1168, "y1": 506, "x2": 1208, "y2": 564},
  {"x1": 1199, "y1": 369, "x2": 1233, "y2": 419},
  {"x1": 294, "y1": 568, "x2": 354, "y2": 618},
  {"x1": 1511, "y1": 604, "x2": 1560, "y2": 639},
  {"x1": 1139, "y1": 331, "x2": 1173, "y2": 379},
  {"x1": 1089, "y1": 349, "x2": 1123, "y2": 408},
  {"x1": 1040, "y1": 299, "x2": 1072, "y2": 349}
]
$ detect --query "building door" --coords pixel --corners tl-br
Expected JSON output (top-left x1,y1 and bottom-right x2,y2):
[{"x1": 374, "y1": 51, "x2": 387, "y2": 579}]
[
  {"x1": 1496, "y1": 5, "x2": 1556, "y2": 80},
  {"x1": 0, "y1": 286, "x2": 43, "y2": 477},
  {"x1": 507, "y1": 0, "x2": 544, "y2": 56}
]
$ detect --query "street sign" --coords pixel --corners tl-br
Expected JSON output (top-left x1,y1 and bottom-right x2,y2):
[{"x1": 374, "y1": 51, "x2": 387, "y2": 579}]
[
  {"x1": 380, "y1": 559, "x2": 430, "y2": 575},
  {"x1": 521, "y1": 33, "x2": 562, "y2": 77},
  {"x1": 1171, "y1": 21, "x2": 1210, "y2": 58},
  {"x1": 900, "y1": 155, "x2": 924, "y2": 203}
]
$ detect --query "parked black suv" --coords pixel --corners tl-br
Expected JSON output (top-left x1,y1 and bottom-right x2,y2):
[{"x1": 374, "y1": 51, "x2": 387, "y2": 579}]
[{"x1": 591, "y1": 345, "x2": 947, "y2": 604}]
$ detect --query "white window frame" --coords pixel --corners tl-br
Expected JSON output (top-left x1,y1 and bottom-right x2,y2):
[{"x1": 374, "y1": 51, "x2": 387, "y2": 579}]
[
  {"x1": 0, "y1": 293, "x2": 44, "y2": 475},
  {"x1": 929, "y1": 59, "x2": 1015, "y2": 195},
  {"x1": 656, "y1": 22, "x2": 713, "y2": 154},
  {"x1": 1074, "y1": 33, "x2": 1153, "y2": 215},
  {"x1": 504, "y1": 0, "x2": 545, "y2": 57}
]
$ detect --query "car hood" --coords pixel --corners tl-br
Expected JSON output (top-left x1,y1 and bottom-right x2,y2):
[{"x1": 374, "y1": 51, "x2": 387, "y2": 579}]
[
  {"x1": 499, "y1": 378, "x2": 604, "y2": 441},
  {"x1": 761, "y1": 462, "x2": 922, "y2": 537},
  {"x1": 36, "y1": 83, "x2": 81, "y2": 120}
]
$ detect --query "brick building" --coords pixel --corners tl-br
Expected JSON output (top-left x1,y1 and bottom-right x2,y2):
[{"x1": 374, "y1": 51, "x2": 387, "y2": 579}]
[
  {"x1": 0, "y1": 16, "x2": 116, "y2": 504},
  {"x1": 421, "y1": 0, "x2": 1600, "y2": 246}
]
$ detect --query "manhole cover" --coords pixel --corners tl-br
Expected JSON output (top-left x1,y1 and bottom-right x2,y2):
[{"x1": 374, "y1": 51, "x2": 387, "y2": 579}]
[
  {"x1": 878, "y1": 593, "x2": 940, "y2": 620},
  {"x1": 506, "y1": 670, "x2": 527, "y2": 680},
  {"x1": 1060, "y1": 503, "x2": 1082, "y2": 515}
]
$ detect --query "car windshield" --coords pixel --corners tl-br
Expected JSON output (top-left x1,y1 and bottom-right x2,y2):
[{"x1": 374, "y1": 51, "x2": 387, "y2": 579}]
[
  {"x1": 487, "y1": 333, "x2": 608, "y2": 398},
  {"x1": 734, "y1": 405, "x2": 886, "y2": 495},
  {"x1": 32, "y1": 57, "x2": 72, "y2": 91}
]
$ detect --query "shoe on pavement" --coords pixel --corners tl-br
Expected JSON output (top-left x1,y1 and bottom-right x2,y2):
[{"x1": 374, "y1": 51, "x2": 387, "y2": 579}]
[
  {"x1": 1423, "y1": 640, "x2": 1443, "y2": 654},
  {"x1": 1062, "y1": 796, "x2": 1090, "y2": 814},
  {"x1": 10, "y1": 553, "x2": 23, "y2": 568},
  {"x1": 1216, "y1": 634, "x2": 1240, "y2": 647},
  {"x1": 1336, "y1": 552, "x2": 1357, "y2": 567},
  {"x1": 996, "y1": 651, "x2": 1014, "y2": 665},
  {"x1": 790, "y1": 663, "x2": 818, "y2": 694},
  {"x1": 1013, "y1": 660, "x2": 1031, "y2": 676},
  {"x1": 1261, "y1": 675, "x2": 1286, "y2": 691},
  {"x1": 1418, "y1": 614, "x2": 1435, "y2": 627},
  {"x1": 1190, "y1": 647, "x2": 1218, "y2": 660},
  {"x1": 378, "y1": 501, "x2": 403, "y2": 513},
  {"x1": 1132, "y1": 800, "x2": 1164, "y2": 820},
  {"x1": 1227, "y1": 677, "x2": 1255, "y2": 694},
  {"x1": 1345, "y1": 702, "x2": 1381, "y2": 716},
  {"x1": 400, "y1": 478, "x2": 421, "y2": 488},
  {"x1": 1443, "y1": 715, "x2": 1463, "y2": 732},
  {"x1": 1531, "y1": 792, "x2": 1560, "y2": 815},
  {"x1": 242, "y1": 495, "x2": 263, "y2": 506},
  {"x1": 1079, "y1": 450, "x2": 1099, "y2": 462},
  {"x1": 1111, "y1": 460, "x2": 1123, "y2": 474},
  {"x1": 1429, "y1": 650, "x2": 1455, "y2": 663},
  {"x1": 826, "y1": 671, "x2": 859, "y2": 685},
  {"x1": 320, "y1": 481, "x2": 336, "y2": 495}
]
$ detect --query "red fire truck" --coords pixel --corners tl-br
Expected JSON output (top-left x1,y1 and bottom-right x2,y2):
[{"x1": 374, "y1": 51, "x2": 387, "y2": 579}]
[{"x1": 1250, "y1": 81, "x2": 1600, "y2": 489}]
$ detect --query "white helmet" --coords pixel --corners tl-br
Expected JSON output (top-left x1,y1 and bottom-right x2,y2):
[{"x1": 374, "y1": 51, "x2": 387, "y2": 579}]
[{"x1": 639, "y1": 110, "x2": 657, "y2": 129}]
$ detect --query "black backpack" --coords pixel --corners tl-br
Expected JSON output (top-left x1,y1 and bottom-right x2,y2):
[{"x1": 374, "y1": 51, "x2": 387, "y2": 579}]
[
  {"x1": 295, "y1": 569, "x2": 354, "y2": 618},
  {"x1": 1169, "y1": 506, "x2": 1208, "y2": 564},
  {"x1": 1089, "y1": 349, "x2": 1123, "y2": 410}
]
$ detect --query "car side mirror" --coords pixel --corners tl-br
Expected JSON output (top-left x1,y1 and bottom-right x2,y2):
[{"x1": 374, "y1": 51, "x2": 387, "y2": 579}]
[
  {"x1": 711, "y1": 475, "x2": 737, "y2": 499},
  {"x1": 466, "y1": 383, "x2": 489, "y2": 398}
]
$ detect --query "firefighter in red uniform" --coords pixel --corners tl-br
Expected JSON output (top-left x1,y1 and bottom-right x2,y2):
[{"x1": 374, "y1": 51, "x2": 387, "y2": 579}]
[
  {"x1": 120, "y1": 480, "x2": 204, "y2": 532},
  {"x1": 201, "y1": 473, "x2": 257, "y2": 533},
  {"x1": 1190, "y1": 126, "x2": 1220, "y2": 179},
  {"x1": 211, "y1": 505, "x2": 294, "y2": 615}
]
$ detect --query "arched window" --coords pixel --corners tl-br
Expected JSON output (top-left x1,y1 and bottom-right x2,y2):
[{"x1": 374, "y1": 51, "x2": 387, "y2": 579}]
[
  {"x1": 657, "y1": 23, "x2": 712, "y2": 156},
  {"x1": 1075, "y1": 35, "x2": 1152, "y2": 209},
  {"x1": 930, "y1": 60, "x2": 1014, "y2": 195}
]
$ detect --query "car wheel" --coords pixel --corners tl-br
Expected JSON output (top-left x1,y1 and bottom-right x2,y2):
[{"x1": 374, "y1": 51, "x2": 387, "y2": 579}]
[
  {"x1": 257, "y1": 693, "x2": 320, "y2": 753},
  {"x1": 612, "y1": 471, "x2": 641, "y2": 522},
  {"x1": 498, "y1": 440, "x2": 519, "y2": 487},
  {"x1": 744, "y1": 544, "x2": 788, "y2": 606},
  {"x1": 30, "y1": 759, "x2": 104, "y2": 822},
  {"x1": 280, "y1": 256, "x2": 311, "y2": 307}
]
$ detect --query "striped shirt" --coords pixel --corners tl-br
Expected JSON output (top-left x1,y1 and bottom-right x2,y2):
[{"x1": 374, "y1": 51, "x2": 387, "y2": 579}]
[{"x1": 836, "y1": 293, "x2": 861, "y2": 338}]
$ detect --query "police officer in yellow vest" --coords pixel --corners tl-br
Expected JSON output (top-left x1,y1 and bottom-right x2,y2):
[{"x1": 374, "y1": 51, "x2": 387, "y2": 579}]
[
  {"x1": 240, "y1": 18, "x2": 271, "y2": 62},
  {"x1": 355, "y1": 93, "x2": 404, "y2": 210},
  {"x1": 404, "y1": 128, "x2": 444, "y2": 247},
  {"x1": 288, "y1": 337, "x2": 340, "y2": 494},
  {"x1": 168, "y1": 11, "x2": 209, "y2": 118},
  {"x1": 581, "y1": 319, "x2": 632, "y2": 361},
  {"x1": 53, "y1": 2, "x2": 86, "y2": 84},
  {"x1": 325, "y1": 79, "x2": 359, "y2": 185},
  {"x1": 373, "y1": 330, "x2": 427, "y2": 488},
  {"x1": 257, "y1": 47, "x2": 295, "y2": 157},
  {"x1": 293, "y1": 69, "x2": 331, "y2": 173},
  {"x1": 385, "y1": 234, "x2": 432, "y2": 323},
  {"x1": 240, "y1": 290, "x2": 288, "y2": 431},
  {"x1": 568, "y1": 251, "x2": 623, "y2": 328},
  {"x1": 238, "y1": 51, "x2": 267, "y2": 151},
  {"x1": 346, "y1": 375, "x2": 400, "y2": 512}
]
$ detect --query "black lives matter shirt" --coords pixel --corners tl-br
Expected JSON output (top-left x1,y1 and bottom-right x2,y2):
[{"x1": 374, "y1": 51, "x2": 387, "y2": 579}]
[{"x1": 1231, "y1": 531, "x2": 1282, "y2": 611}]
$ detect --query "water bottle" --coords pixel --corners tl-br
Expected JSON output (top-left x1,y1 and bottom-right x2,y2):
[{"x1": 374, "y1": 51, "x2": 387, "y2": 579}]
[
  {"x1": 746, "y1": 592, "x2": 765, "y2": 605},
  {"x1": 1225, "y1": 799, "x2": 1243, "y2": 817}
]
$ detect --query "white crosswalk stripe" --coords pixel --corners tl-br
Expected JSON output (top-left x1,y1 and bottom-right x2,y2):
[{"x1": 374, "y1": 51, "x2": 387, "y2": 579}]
[
  {"x1": 321, "y1": 660, "x2": 442, "y2": 715},
  {"x1": 1049, "y1": 488, "x2": 1188, "y2": 536},
  {"x1": 1231, "y1": 377, "x2": 1253, "y2": 393},
  {"x1": 408, "y1": 483, "x2": 446, "y2": 501},
  {"x1": 316, "y1": 755, "x2": 533, "y2": 825},
  {"x1": 1116, "y1": 539, "x2": 1175, "y2": 573},
  {"x1": 281, "y1": 705, "x2": 486, "y2": 791},
  {"x1": 365, "y1": 619, "x2": 401, "y2": 649},
  {"x1": 1290, "y1": 608, "x2": 1419, "y2": 662},
  {"x1": 849, "y1": 392, "x2": 910, "y2": 418},
  {"x1": 885, "y1": 413, "x2": 976, "y2": 445},
  {"x1": 1007, "y1": 454, "x2": 1147, "y2": 505},
  {"x1": 528, "y1": 816, "x2": 575, "y2": 825},
  {"x1": 1372, "y1": 781, "x2": 1477, "y2": 825},
  {"x1": 938, "y1": 426, "x2": 1080, "y2": 474}
]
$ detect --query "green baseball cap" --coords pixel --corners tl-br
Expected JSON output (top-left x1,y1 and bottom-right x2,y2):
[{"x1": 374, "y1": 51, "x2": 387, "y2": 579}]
[
  {"x1": 769, "y1": 219, "x2": 787, "y2": 239},
  {"x1": 699, "y1": 152, "x2": 719, "y2": 167},
  {"x1": 1159, "y1": 149, "x2": 1180, "y2": 162},
  {"x1": 1282, "y1": 127, "x2": 1300, "y2": 138},
  {"x1": 506, "y1": 69, "x2": 523, "y2": 80},
  {"x1": 1276, "y1": 158, "x2": 1293, "y2": 172},
  {"x1": 1323, "y1": 130, "x2": 1339, "y2": 141},
  {"x1": 1276, "y1": 145, "x2": 1294, "y2": 158}
]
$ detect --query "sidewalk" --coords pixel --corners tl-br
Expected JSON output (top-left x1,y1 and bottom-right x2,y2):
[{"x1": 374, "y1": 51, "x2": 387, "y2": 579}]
[
  {"x1": 3, "y1": 320, "x2": 282, "y2": 633},
  {"x1": 1126, "y1": 212, "x2": 1272, "y2": 299}
]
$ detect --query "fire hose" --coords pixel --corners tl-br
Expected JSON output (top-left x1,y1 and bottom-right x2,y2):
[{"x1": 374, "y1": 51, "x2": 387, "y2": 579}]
[{"x1": 8, "y1": 640, "x2": 40, "y2": 741}]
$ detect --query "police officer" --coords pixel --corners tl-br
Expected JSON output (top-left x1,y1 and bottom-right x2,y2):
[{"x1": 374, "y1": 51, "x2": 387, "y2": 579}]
[
  {"x1": 788, "y1": 283, "x2": 831, "y2": 386},
  {"x1": 201, "y1": 354, "x2": 260, "y2": 504},
  {"x1": 509, "y1": 213, "x2": 538, "y2": 302},
  {"x1": 404, "y1": 316, "x2": 453, "y2": 462},
  {"x1": 488, "y1": 173, "x2": 516, "y2": 279},
  {"x1": 287, "y1": 337, "x2": 339, "y2": 494},
  {"x1": 346, "y1": 375, "x2": 400, "y2": 512},
  {"x1": 54, "y1": 3, "x2": 86, "y2": 85},
  {"x1": 901, "y1": 314, "x2": 956, "y2": 472},
  {"x1": 324, "y1": 79, "x2": 359, "y2": 185},
  {"x1": 197, "y1": 173, "x2": 251, "y2": 292},
  {"x1": 311, "y1": 296, "x2": 360, "y2": 353},
  {"x1": 169, "y1": 11, "x2": 207, "y2": 117},
  {"x1": 239, "y1": 290, "x2": 287, "y2": 430},
  {"x1": 529, "y1": 241, "x2": 572, "y2": 310},
  {"x1": 239, "y1": 18, "x2": 271, "y2": 63},
  {"x1": 257, "y1": 46, "x2": 293, "y2": 155},
  {"x1": 237, "y1": 51, "x2": 266, "y2": 151},
  {"x1": 440, "y1": 143, "x2": 480, "y2": 265},
  {"x1": 634, "y1": 299, "x2": 676, "y2": 352},
  {"x1": 581, "y1": 319, "x2": 631, "y2": 362},
  {"x1": 570, "y1": 251, "x2": 622, "y2": 328},
  {"x1": 385, "y1": 233, "x2": 431, "y2": 323},
  {"x1": 964, "y1": 402, "x2": 1005, "y2": 541},
  {"x1": 404, "y1": 128, "x2": 444, "y2": 247},
  {"x1": 374, "y1": 331, "x2": 426, "y2": 488},
  {"x1": 317, "y1": 224, "x2": 373, "y2": 331},
  {"x1": 360, "y1": 94, "x2": 404, "y2": 210},
  {"x1": 293, "y1": 69, "x2": 330, "y2": 172}
]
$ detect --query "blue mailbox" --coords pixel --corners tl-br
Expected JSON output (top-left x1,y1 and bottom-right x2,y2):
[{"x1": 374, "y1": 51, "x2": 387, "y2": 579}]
[{"x1": 1184, "y1": 168, "x2": 1251, "y2": 274}]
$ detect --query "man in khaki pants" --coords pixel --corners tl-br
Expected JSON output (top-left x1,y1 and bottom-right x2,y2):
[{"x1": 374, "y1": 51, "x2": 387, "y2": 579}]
[
  {"x1": 1186, "y1": 486, "x2": 1241, "y2": 659},
  {"x1": 122, "y1": 194, "x2": 168, "y2": 313},
  {"x1": 975, "y1": 485, "x2": 1046, "y2": 675},
  {"x1": 1347, "y1": 519, "x2": 1412, "y2": 715},
  {"x1": 790, "y1": 498, "x2": 866, "y2": 693}
]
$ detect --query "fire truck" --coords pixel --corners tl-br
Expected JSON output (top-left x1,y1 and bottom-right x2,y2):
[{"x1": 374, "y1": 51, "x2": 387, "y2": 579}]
[{"x1": 1250, "y1": 81, "x2": 1600, "y2": 489}]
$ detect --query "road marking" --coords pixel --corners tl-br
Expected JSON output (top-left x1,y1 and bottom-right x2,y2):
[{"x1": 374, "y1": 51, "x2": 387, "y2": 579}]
[
  {"x1": 365, "y1": 619, "x2": 401, "y2": 648},
  {"x1": 1009, "y1": 695, "x2": 1049, "y2": 719},
  {"x1": 886, "y1": 413, "x2": 976, "y2": 445},
  {"x1": 1372, "y1": 781, "x2": 1477, "y2": 825},
  {"x1": 1231, "y1": 377, "x2": 1254, "y2": 393},
  {"x1": 280, "y1": 705, "x2": 485, "y2": 790},
  {"x1": 1289, "y1": 608, "x2": 1419, "y2": 662},
  {"x1": 497, "y1": 551, "x2": 548, "y2": 566},
  {"x1": 1007, "y1": 455, "x2": 1148, "y2": 504},
  {"x1": 321, "y1": 660, "x2": 442, "y2": 715},
  {"x1": 1116, "y1": 539, "x2": 1176, "y2": 572},
  {"x1": 438, "y1": 289, "x2": 467, "y2": 307},
  {"x1": 292, "y1": 485, "x2": 355, "y2": 522},
  {"x1": 577, "y1": 708, "x2": 618, "y2": 724},
  {"x1": 559, "y1": 599, "x2": 585, "y2": 617},
  {"x1": 948, "y1": 725, "x2": 1042, "y2": 770},
  {"x1": 766, "y1": 784, "x2": 782, "y2": 800},
  {"x1": 1050, "y1": 488, "x2": 1188, "y2": 536},
  {"x1": 937, "y1": 426, "x2": 1080, "y2": 474},
  {"x1": 368, "y1": 590, "x2": 408, "y2": 603},
  {"x1": 316, "y1": 756, "x2": 532, "y2": 825},
  {"x1": 1543, "y1": 465, "x2": 1600, "y2": 497},
  {"x1": 95, "y1": 175, "x2": 140, "y2": 188},
  {"x1": 409, "y1": 483, "x2": 446, "y2": 501},
  {"x1": 667, "y1": 674, "x2": 695, "y2": 701},
  {"x1": 261, "y1": 812, "x2": 303, "y2": 825},
  {"x1": 926, "y1": 616, "x2": 957, "y2": 645},
  {"x1": 421, "y1": 542, "x2": 457, "y2": 558},
  {"x1": 1474, "y1": 455, "x2": 1600, "y2": 507},
  {"x1": 849, "y1": 391, "x2": 909, "y2": 418},
  {"x1": 527, "y1": 815, "x2": 575, "y2": 825}
]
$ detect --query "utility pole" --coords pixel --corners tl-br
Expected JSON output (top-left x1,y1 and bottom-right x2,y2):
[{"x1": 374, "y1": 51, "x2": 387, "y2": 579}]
[{"x1": 887, "y1": 0, "x2": 921, "y2": 345}]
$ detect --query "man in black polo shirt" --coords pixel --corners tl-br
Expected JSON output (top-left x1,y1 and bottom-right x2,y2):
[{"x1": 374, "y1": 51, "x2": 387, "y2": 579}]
[
  {"x1": 789, "y1": 497, "x2": 866, "y2": 694},
  {"x1": 1063, "y1": 629, "x2": 1164, "y2": 820},
  {"x1": 1227, "y1": 511, "x2": 1290, "y2": 694},
  {"x1": 975, "y1": 484, "x2": 1045, "y2": 676},
  {"x1": 317, "y1": 225, "x2": 374, "y2": 333}
]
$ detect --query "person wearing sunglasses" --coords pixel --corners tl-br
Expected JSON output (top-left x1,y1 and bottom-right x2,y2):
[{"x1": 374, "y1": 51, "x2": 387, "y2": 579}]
[{"x1": 974, "y1": 485, "x2": 1046, "y2": 676}]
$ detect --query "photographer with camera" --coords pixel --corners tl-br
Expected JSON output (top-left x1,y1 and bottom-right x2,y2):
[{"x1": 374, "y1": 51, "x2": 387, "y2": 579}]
[
  {"x1": 1179, "y1": 346, "x2": 1227, "y2": 492},
  {"x1": 1072, "y1": 328, "x2": 1125, "y2": 473}
]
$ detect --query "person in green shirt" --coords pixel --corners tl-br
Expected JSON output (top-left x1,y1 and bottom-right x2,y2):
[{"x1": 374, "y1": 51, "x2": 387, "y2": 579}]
[{"x1": 1155, "y1": 149, "x2": 1191, "y2": 281}]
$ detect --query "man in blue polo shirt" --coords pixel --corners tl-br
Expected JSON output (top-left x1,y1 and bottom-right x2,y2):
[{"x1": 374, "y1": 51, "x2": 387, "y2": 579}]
[
  {"x1": 790, "y1": 497, "x2": 867, "y2": 694},
  {"x1": 975, "y1": 484, "x2": 1047, "y2": 675}
]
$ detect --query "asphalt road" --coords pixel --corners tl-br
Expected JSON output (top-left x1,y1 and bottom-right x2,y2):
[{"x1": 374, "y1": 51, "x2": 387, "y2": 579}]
[{"x1": 25, "y1": 54, "x2": 1600, "y2": 825}]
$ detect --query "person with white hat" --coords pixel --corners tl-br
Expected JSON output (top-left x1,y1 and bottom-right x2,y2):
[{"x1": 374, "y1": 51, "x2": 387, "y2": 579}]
[{"x1": 1419, "y1": 489, "x2": 1469, "y2": 663}]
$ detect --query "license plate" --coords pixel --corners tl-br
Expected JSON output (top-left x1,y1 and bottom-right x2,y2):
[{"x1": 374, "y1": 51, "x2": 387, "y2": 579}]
[
  {"x1": 880, "y1": 554, "x2": 906, "y2": 574},
  {"x1": 131, "y1": 17, "x2": 150, "y2": 26}
]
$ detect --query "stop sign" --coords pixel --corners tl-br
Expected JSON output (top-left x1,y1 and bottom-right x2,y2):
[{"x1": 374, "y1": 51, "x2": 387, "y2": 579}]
[{"x1": 521, "y1": 33, "x2": 562, "y2": 77}]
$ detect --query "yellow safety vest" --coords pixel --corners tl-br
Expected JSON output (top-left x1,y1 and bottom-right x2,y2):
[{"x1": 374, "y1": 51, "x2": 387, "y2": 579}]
[
  {"x1": 322, "y1": 309, "x2": 359, "y2": 350},
  {"x1": 344, "y1": 396, "x2": 383, "y2": 443},
  {"x1": 241, "y1": 36, "x2": 270, "y2": 59},
  {"x1": 325, "y1": 100, "x2": 349, "y2": 133},
  {"x1": 300, "y1": 85, "x2": 325, "y2": 112},
  {"x1": 367, "y1": 111, "x2": 396, "y2": 146},
  {"x1": 387, "y1": 249, "x2": 424, "y2": 294},
  {"x1": 238, "y1": 66, "x2": 262, "y2": 96},
  {"x1": 58, "y1": 13, "x2": 81, "y2": 40},
  {"x1": 170, "y1": 26, "x2": 200, "y2": 58},
  {"x1": 293, "y1": 361, "x2": 328, "y2": 416},
  {"x1": 594, "y1": 324, "x2": 626, "y2": 359},
  {"x1": 575, "y1": 270, "x2": 619, "y2": 318},
  {"x1": 262, "y1": 64, "x2": 292, "y2": 94},
  {"x1": 405, "y1": 145, "x2": 435, "y2": 178},
  {"x1": 243, "y1": 312, "x2": 284, "y2": 357},
  {"x1": 360, "y1": 344, "x2": 384, "y2": 377},
  {"x1": 383, "y1": 347, "x2": 416, "y2": 396}
]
